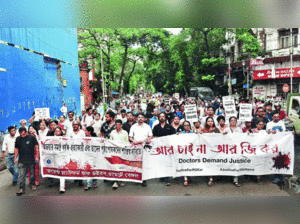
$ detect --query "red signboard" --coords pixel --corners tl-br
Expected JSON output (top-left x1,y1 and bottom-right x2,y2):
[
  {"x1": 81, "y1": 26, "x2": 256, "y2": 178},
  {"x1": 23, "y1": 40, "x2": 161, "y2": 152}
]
[
  {"x1": 283, "y1": 84, "x2": 289, "y2": 93},
  {"x1": 253, "y1": 67, "x2": 300, "y2": 80}
]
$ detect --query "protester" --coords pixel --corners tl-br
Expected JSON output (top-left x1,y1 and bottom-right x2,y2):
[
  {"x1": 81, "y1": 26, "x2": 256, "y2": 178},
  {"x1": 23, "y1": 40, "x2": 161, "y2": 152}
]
[
  {"x1": 1, "y1": 126, "x2": 18, "y2": 186},
  {"x1": 129, "y1": 113, "x2": 153, "y2": 187},
  {"x1": 265, "y1": 102, "x2": 273, "y2": 121},
  {"x1": 177, "y1": 121, "x2": 193, "y2": 186},
  {"x1": 58, "y1": 115, "x2": 66, "y2": 135},
  {"x1": 60, "y1": 103, "x2": 68, "y2": 117},
  {"x1": 149, "y1": 109, "x2": 159, "y2": 129},
  {"x1": 192, "y1": 120, "x2": 202, "y2": 134},
  {"x1": 15, "y1": 127, "x2": 39, "y2": 196},
  {"x1": 153, "y1": 112, "x2": 176, "y2": 186},
  {"x1": 47, "y1": 120, "x2": 58, "y2": 136},
  {"x1": 165, "y1": 105, "x2": 175, "y2": 125},
  {"x1": 224, "y1": 117, "x2": 243, "y2": 134},
  {"x1": 119, "y1": 109, "x2": 127, "y2": 124},
  {"x1": 84, "y1": 126, "x2": 98, "y2": 191},
  {"x1": 216, "y1": 115, "x2": 228, "y2": 134},
  {"x1": 274, "y1": 104, "x2": 288, "y2": 120},
  {"x1": 266, "y1": 111, "x2": 286, "y2": 133},
  {"x1": 251, "y1": 107, "x2": 269, "y2": 130},
  {"x1": 251, "y1": 119, "x2": 266, "y2": 133},
  {"x1": 38, "y1": 120, "x2": 49, "y2": 137},
  {"x1": 82, "y1": 107, "x2": 95, "y2": 130},
  {"x1": 122, "y1": 112, "x2": 136, "y2": 134},
  {"x1": 28, "y1": 125, "x2": 40, "y2": 186},
  {"x1": 201, "y1": 117, "x2": 221, "y2": 134},
  {"x1": 172, "y1": 116, "x2": 184, "y2": 133},
  {"x1": 201, "y1": 106, "x2": 218, "y2": 128},
  {"x1": 100, "y1": 111, "x2": 116, "y2": 139},
  {"x1": 64, "y1": 111, "x2": 75, "y2": 134},
  {"x1": 16, "y1": 119, "x2": 28, "y2": 137},
  {"x1": 215, "y1": 103, "x2": 225, "y2": 116},
  {"x1": 91, "y1": 113, "x2": 104, "y2": 137},
  {"x1": 242, "y1": 121, "x2": 252, "y2": 133},
  {"x1": 110, "y1": 120, "x2": 129, "y2": 189}
]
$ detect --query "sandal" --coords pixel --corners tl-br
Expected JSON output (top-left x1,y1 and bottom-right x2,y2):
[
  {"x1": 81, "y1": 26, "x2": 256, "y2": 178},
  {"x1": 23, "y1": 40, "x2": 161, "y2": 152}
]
[
  {"x1": 208, "y1": 179, "x2": 213, "y2": 187},
  {"x1": 234, "y1": 182, "x2": 240, "y2": 187},
  {"x1": 84, "y1": 187, "x2": 91, "y2": 191},
  {"x1": 32, "y1": 186, "x2": 37, "y2": 191},
  {"x1": 93, "y1": 184, "x2": 97, "y2": 188},
  {"x1": 184, "y1": 180, "x2": 188, "y2": 187},
  {"x1": 16, "y1": 190, "x2": 24, "y2": 196}
]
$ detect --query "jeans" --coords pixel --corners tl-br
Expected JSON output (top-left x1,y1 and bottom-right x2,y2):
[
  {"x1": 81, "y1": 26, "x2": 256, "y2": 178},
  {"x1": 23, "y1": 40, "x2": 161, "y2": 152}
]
[
  {"x1": 6, "y1": 154, "x2": 18, "y2": 182},
  {"x1": 86, "y1": 179, "x2": 97, "y2": 188},
  {"x1": 27, "y1": 162, "x2": 39, "y2": 184},
  {"x1": 19, "y1": 163, "x2": 35, "y2": 191}
]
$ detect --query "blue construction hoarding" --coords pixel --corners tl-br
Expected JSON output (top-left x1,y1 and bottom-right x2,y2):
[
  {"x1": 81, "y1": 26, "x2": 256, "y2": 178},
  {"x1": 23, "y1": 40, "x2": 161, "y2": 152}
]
[{"x1": 0, "y1": 28, "x2": 80, "y2": 132}]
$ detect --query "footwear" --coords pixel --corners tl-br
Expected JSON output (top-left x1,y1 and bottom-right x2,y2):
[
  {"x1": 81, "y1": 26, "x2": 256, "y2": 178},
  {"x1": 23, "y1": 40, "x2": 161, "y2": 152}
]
[
  {"x1": 272, "y1": 178, "x2": 280, "y2": 184},
  {"x1": 164, "y1": 181, "x2": 171, "y2": 186},
  {"x1": 59, "y1": 190, "x2": 65, "y2": 194},
  {"x1": 12, "y1": 181, "x2": 17, "y2": 186},
  {"x1": 142, "y1": 181, "x2": 147, "y2": 187},
  {"x1": 207, "y1": 179, "x2": 213, "y2": 187},
  {"x1": 32, "y1": 185, "x2": 37, "y2": 191},
  {"x1": 93, "y1": 184, "x2": 98, "y2": 188},
  {"x1": 78, "y1": 180, "x2": 84, "y2": 186},
  {"x1": 184, "y1": 180, "x2": 188, "y2": 187},
  {"x1": 84, "y1": 187, "x2": 91, "y2": 191},
  {"x1": 120, "y1": 183, "x2": 125, "y2": 187},
  {"x1": 234, "y1": 182, "x2": 240, "y2": 187},
  {"x1": 112, "y1": 182, "x2": 119, "y2": 189},
  {"x1": 16, "y1": 190, "x2": 24, "y2": 196}
]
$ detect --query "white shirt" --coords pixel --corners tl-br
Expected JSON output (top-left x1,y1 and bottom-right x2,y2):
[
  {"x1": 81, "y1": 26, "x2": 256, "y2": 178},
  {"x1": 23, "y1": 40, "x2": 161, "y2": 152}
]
[
  {"x1": 2, "y1": 134, "x2": 17, "y2": 154},
  {"x1": 60, "y1": 106, "x2": 68, "y2": 116},
  {"x1": 223, "y1": 126, "x2": 243, "y2": 133},
  {"x1": 82, "y1": 114, "x2": 94, "y2": 127},
  {"x1": 129, "y1": 123, "x2": 153, "y2": 142},
  {"x1": 266, "y1": 120, "x2": 286, "y2": 133},
  {"x1": 92, "y1": 120, "x2": 104, "y2": 137},
  {"x1": 110, "y1": 130, "x2": 129, "y2": 142},
  {"x1": 67, "y1": 129, "x2": 86, "y2": 137},
  {"x1": 39, "y1": 128, "x2": 49, "y2": 137},
  {"x1": 64, "y1": 119, "x2": 75, "y2": 133}
]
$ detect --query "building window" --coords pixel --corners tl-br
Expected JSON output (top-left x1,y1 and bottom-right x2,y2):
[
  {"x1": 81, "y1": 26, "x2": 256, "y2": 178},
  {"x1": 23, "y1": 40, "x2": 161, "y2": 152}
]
[
  {"x1": 293, "y1": 35, "x2": 298, "y2": 47},
  {"x1": 281, "y1": 36, "x2": 289, "y2": 48}
]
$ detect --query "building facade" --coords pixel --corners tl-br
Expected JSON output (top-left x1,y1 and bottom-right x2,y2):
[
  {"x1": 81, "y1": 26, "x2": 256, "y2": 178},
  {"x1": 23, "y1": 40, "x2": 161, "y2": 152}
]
[{"x1": 0, "y1": 28, "x2": 80, "y2": 131}]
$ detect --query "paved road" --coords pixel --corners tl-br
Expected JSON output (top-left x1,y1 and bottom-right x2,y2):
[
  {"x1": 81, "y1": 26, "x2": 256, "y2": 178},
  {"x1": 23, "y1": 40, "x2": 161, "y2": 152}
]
[{"x1": 0, "y1": 170, "x2": 290, "y2": 196}]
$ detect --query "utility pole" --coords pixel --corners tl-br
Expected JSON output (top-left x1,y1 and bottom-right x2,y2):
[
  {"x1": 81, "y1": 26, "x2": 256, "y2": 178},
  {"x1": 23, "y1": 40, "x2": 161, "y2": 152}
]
[
  {"x1": 227, "y1": 31, "x2": 232, "y2": 96},
  {"x1": 290, "y1": 28, "x2": 293, "y2": 93}
]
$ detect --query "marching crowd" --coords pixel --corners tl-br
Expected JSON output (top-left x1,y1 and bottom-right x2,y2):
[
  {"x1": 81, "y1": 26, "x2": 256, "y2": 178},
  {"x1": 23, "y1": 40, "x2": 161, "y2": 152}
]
[{"x1": 1, "y1": 94, "x2": 299, "y2": 196}]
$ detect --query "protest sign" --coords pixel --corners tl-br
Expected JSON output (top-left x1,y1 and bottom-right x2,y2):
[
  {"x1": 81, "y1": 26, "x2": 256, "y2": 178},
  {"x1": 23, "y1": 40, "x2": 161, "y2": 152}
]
[
  {"x1": 184, "y1": 104, "x2": 198, "y2": 122},
  {"x1": 224, "y1": 106, "x2": 237, "y2": 118},
  {"x1": 39, "y1": 137, "x2": 143, "y2": 182},
  {"x1": 239, "y1": 104, "x2": 253, "y2": 122},
  {"x1": 142, "y1": 132, "x2": 294, "y2": 179},
  {"x1": 35, "y1": 108, "x2": 50, "y2": 120},
  {"x1": 165, "y1": 98, "x2": 170, "y2": 105},
  {"x1": 175, "y1": 93, "x2": 180, "y2": 100}
]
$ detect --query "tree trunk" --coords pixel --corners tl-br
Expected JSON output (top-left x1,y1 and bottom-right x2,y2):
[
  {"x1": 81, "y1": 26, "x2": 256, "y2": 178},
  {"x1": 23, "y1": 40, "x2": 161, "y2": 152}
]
[{"x1": 119, "y1": 43, "x2": 128, "y2": 92}]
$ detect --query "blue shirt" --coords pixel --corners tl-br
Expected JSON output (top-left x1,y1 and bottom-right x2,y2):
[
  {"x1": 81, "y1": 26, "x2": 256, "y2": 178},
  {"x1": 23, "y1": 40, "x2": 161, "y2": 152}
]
[
  {"x1": 176, "y1": 111, "x2": 185, "y2": 120},
  {"x1": 149, "y1": 117, "x2": 157, "y2": 128},
  {"x1": 266, "y1": 112, "x2": 273, "y2": 121},
  {"x1": 181, "y1": 131, "x2": 194, "y2": 134}
]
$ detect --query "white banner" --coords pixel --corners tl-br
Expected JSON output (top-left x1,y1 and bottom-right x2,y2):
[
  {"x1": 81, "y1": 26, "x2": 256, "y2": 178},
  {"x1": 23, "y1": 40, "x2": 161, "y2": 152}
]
[
  {"x1": 39, "y1": 137, "x2": 143, "y2": 182},
  {"x1": 239, "y1": 103, "x2": 253, "y2": 122},
  {"x1": 143, "y1": 132, "x2": 294, "y2": 179},
  {"x1": 35, "y1": 108, "x2": 50, "y2": 120},
  {"x1": 184, "y1": 104, "x2": 198, "y2": 122}
]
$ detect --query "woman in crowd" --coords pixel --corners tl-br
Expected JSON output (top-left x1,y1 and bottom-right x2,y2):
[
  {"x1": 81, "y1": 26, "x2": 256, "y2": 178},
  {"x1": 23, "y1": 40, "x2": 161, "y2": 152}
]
[
  {"x1": 216, "y1": 116, "x2": 228, "y2": 134},
  {"x1": 252, "y1": 119, "x2": 266, "y2": 133},
  {"x1": 223, "y1": 116, "x2": 242, "y2": 187},
  {"x1": 84, "y1": 126, "x2": 98, "y2": 191},
  {"x1": 58, "y1": 115, "x2": 66, "y2": 135},
  {"x1": 201, "y1": 117, "x2": 220, "y2": 134},
  {"x1": 192, "y1": 120, "x2": 202, "y2": 134},
  {"x1": 38, "y1": 120, "x2": 49, "y2": 137},
  {"x1": 224, "y1": 117, "x2": 243, "y2": 134},
  {"x1": 28, "y1": 125, "x2": 40, "y2": 186},
  {"x1": 91, "y1": 113, "x2": 104, "y2": 137},
  {"x1": 200, "y1": 118, "x2": 220, "y2": 187},
  {"x1": 242, "y1": 121, "x2": 252, "y2": 133},
  {"x1": 177, "y1": 121, "x2": 194, "y2": 186}
]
